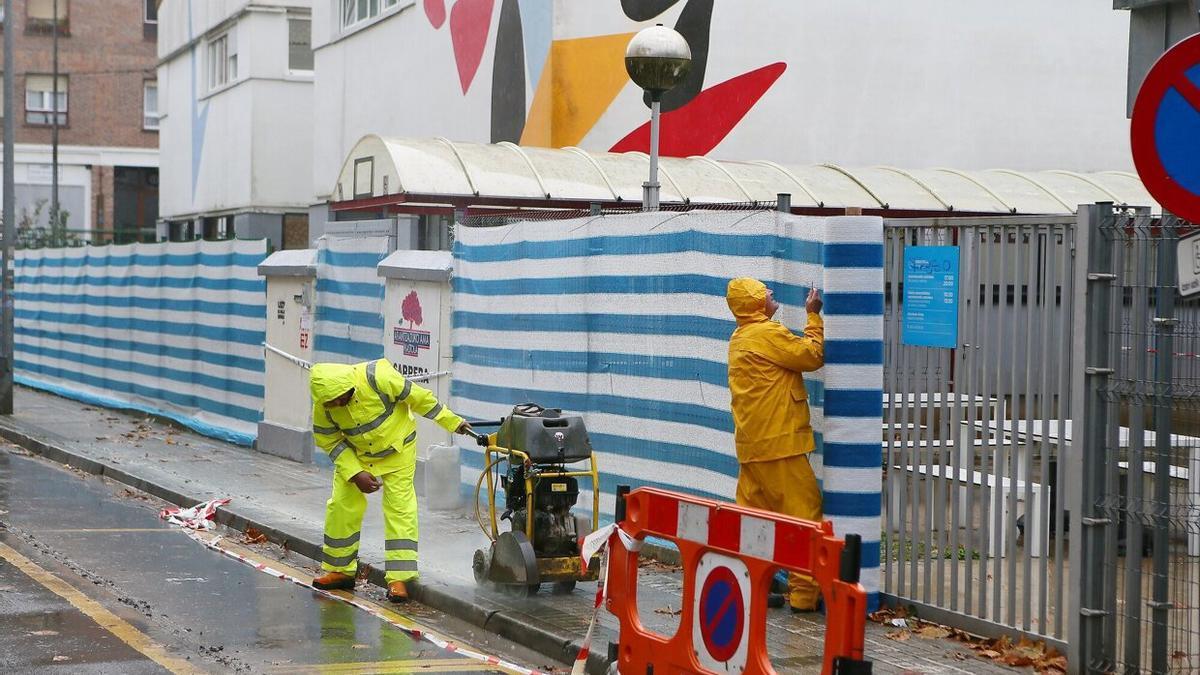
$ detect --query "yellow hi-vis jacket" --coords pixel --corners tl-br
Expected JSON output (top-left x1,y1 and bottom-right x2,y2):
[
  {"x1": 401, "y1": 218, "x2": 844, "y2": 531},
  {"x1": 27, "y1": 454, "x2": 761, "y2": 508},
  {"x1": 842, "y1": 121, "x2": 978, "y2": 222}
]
[
  {"x1": 726, "y1": 278, "x2": 824, "y2": 464},
  {"x1": 310, "y1": 359, "x2": 464, "y2": 482}
]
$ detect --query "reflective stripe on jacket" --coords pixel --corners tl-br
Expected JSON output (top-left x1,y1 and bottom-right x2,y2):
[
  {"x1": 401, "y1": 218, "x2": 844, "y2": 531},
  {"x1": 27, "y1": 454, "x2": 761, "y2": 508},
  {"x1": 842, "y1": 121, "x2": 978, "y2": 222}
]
[{"x1": 310, "y1": 359, "x2": 463, "y2": 481}]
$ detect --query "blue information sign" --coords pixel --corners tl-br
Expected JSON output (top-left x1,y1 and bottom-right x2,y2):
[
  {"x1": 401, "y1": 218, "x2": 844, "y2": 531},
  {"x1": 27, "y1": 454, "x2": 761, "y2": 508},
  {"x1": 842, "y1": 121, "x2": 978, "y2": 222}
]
[{"x1": 902, "y1": 246, "x2": 959, "y2": 348}]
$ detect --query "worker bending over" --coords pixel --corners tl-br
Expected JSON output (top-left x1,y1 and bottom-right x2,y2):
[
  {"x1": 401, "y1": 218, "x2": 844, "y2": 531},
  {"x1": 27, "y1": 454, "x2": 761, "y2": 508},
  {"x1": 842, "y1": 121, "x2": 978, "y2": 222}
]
[{"x1": 309, "y1": 358, "x2": 472, "y2": 602}]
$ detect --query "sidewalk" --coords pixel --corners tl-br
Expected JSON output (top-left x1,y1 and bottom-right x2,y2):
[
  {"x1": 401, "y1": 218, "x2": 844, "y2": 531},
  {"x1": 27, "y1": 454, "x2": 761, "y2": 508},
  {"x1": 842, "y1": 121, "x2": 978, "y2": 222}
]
[{"x1": 0, "y1": 386, "x2": 1027, "y2": 675}]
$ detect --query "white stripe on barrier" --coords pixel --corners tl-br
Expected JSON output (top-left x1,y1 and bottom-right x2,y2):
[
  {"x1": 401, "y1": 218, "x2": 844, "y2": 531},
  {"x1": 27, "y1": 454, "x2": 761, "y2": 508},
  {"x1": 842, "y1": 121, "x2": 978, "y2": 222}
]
[
  {"x1": 739, "y1": 514, "x2": 775, "y2": 560},
  {"x1": 677, "y1": 502, "x2": 709, "y2": 543}
]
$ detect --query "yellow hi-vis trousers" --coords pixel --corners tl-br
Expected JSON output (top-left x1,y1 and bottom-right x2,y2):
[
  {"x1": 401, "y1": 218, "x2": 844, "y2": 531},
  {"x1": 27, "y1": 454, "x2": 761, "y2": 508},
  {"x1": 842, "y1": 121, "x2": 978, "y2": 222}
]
[
  {"x1": 321, "y1": 455, "x2": 419, "y2": 583},
  {"x1": 735, "y1": 453, "x2": 824, "y2": 610}
]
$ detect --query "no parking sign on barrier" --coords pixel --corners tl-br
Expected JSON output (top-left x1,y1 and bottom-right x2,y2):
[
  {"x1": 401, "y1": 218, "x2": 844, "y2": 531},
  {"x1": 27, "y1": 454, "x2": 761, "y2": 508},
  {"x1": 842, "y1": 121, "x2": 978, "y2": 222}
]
[{"x1": 694, "y1": 553, "x2": 750, "y2": 672}]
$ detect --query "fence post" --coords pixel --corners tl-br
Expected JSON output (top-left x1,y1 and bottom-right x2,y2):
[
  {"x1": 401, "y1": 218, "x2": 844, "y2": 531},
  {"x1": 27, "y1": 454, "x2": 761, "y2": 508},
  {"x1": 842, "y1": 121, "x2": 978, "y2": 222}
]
[
  {"x1": 1149, "y1": 217, "x2": 1178, "y2": 674},
  {"x1": 1070, "y1": 203, "x2": 1116, "y2": 673}
]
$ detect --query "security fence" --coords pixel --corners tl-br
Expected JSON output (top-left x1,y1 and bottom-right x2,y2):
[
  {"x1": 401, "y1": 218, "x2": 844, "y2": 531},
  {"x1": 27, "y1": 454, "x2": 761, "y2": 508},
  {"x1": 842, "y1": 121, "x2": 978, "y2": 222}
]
[{"x1": 882, "y1": 215, "x2": 1077, "y2": 651}]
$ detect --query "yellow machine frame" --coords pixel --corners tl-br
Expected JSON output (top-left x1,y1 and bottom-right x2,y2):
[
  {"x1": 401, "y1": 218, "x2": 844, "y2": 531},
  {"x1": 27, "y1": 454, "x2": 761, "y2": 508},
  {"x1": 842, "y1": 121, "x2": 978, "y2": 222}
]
[{"x1": 475, "y1": 433, "x2": 600, "y2": 549}]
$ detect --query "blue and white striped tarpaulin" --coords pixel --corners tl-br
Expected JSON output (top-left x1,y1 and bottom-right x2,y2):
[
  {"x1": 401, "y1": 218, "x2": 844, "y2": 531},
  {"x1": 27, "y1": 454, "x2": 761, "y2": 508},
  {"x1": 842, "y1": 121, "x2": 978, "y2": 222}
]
[
  {"x1": 13, "y1": 240, "x2": 269, "y2": 445},
  {"x1": 451, "y1": 210, "x2": 883, "y2": 607},
  {"x1": 313, "y1": 236, "x2": 389, "y2": 364}
]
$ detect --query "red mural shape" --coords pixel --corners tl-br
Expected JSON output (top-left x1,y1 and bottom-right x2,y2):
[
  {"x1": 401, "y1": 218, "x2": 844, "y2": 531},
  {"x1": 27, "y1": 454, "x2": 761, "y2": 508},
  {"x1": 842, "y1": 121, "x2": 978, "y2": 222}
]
[
  {"x1": 402, "y1": 291, "x2": 424, "y2": 327},
  {"x1": 425, "y1": 0, "x2": 447, "y2": 28},
  {"x1": 609, "y1": 62, "x2": 787, "y2": 157},
  {"x1": 450, "y1": 0, "x2": 495, "y2": 94}
]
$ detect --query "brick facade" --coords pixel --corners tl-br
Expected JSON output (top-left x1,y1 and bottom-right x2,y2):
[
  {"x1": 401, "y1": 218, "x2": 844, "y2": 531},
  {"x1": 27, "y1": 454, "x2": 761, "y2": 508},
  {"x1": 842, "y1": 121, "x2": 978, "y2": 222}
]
[
  {"x1": 90, "y1": 164, "x2": 113, "y2": 233},
  {"x1": 1, "y1": 0, "x2": 158, "y2": 148}
]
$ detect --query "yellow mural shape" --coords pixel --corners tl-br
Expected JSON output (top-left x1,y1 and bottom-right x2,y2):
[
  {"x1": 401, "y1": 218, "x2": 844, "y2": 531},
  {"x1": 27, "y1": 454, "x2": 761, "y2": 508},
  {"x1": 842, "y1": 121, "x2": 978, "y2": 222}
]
[{"x1": 521, "y1": 32, "x2": 636, "y2": 149}]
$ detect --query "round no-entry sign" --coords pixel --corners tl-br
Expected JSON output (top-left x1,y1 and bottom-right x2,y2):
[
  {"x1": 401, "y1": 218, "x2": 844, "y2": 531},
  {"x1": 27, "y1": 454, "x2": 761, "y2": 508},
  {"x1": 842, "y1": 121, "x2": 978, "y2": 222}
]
[
  {"x1": 1131, "y1": 33, "x2": 1200, "y2": 223},
  {"x1": 692, "y1": 552, "x2": 750, "y2": 672},
  {"x1": 699, "y1": 565, "x2": 744, "y2": 662}
]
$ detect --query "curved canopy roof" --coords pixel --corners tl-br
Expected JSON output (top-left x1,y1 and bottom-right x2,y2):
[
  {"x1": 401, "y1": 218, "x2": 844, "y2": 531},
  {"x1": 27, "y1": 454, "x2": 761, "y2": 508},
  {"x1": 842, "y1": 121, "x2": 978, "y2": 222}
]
[{"x1": 332, "y1": 135, "x2": 1156, "y2": 215}]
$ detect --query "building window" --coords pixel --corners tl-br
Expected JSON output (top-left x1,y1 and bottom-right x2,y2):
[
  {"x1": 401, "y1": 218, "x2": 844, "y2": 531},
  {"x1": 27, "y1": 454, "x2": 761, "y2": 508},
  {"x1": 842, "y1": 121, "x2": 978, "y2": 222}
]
[
  {"x1": 288, "y1": 17, "x2": 313, "y2": 72},
  {"x1": 143, "y1": 0, "x2": 157, "y2": 39},
  {"x1": 207, "y1": 32, "x2": 237, "y2": 90},
  {"x1": 25, "y1": 75, "x2": 67, "y2": 126},
  {"x1": 340, "y1": 0, "x2": 403, "y2": 30},
  {"x1": 143, "y1": 81, "x2": 158, "y2": 130},
  {"x1": 26, "y1": 0, "x2": 68, "y2": 34}
]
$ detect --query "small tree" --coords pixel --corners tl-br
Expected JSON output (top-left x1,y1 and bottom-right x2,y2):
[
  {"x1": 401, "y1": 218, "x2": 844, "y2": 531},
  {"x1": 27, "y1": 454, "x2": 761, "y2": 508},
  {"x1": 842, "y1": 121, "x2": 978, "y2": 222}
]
[{"x1": 15, "y1": 199, "x2": 78, "y2": 249}]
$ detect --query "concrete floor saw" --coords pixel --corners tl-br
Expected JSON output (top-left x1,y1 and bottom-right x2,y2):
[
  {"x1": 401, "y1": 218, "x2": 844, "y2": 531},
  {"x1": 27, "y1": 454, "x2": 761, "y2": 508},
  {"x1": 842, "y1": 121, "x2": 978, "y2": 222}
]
[{"x1": 467, "y1": 403, "x2": 601, "y2": 596}]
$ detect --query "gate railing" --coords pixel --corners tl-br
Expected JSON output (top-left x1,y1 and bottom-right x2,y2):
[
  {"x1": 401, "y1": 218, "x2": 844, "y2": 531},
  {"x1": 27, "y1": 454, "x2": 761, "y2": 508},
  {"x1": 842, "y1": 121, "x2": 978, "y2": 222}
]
[{"x1": 882, "y1": 215, "x2": 1075, "y2": 651}]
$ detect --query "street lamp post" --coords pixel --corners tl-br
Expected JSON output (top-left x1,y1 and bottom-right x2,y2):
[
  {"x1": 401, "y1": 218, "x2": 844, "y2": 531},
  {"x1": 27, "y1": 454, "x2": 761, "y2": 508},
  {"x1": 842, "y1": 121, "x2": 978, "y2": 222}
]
[
  {"x1": 1, "y1": 0, "x2": 12, "y2": 414},
  {"x1": 624, "y1": 24, "x2": 691, "y2": 212}
]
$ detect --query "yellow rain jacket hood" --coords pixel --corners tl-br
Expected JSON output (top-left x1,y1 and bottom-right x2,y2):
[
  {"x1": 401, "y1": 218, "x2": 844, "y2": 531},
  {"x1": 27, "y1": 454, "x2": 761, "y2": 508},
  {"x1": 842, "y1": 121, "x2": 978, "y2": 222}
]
[
  {"x1": 726, "y1": 278, "x2": 825, "y2": 463},
  {"x1": 311, "y1": 363, "x2": 357, "y2": 403}
]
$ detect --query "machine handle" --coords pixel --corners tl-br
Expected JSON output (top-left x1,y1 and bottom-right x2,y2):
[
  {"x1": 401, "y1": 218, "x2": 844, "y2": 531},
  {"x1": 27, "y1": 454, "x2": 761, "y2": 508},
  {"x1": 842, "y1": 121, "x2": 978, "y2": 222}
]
[{"x1": 463, "y1": 420, "x2": 502, "y2": 447}]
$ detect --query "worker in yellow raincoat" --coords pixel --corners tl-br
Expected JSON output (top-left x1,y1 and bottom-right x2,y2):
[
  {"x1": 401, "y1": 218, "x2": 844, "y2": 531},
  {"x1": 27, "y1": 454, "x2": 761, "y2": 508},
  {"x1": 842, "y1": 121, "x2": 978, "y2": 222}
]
[
  {"x1": 309, "y1": 358, "x2": 472, "y2": 602},
  {"x1": 726, "y1": 278, "x2": 824, "y2": 612}
]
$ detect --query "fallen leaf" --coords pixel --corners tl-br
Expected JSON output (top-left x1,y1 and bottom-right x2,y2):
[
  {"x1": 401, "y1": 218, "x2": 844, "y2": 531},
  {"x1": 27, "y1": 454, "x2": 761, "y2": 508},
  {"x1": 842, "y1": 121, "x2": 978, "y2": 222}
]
[
  {"x1": 951, "y1": 652, "x2": 970, "y2": 661},
  {"x1": 654, "y1": 605, "x2": 682, "y2": 616},
  {"x1": 1004, "y1": 655, "x2": 1035, "y2": 668},
  {"x1": 638, "y1": 559, "x2": 682, "y2": 573},
  {"x1": 916, "y1": 625, "x2": 952, "y2": 639},
  {"x1": 1036, "y1": 655, "x2": 1068, "y2": 673},
  {"x1": 949, "y1": 628, "x2": 975, "y2": 642},
  {"x1": 29, "y1": 630, "x2": 58, "y2": 636},
  {"x1": 978, "y1": 650, "x2": 1002, "y2": 659},
  {"x1": 1173, "y1": 651, "x2": 1190, "y2": 661},
  {"x1": 241, "y1": 527, "x2": 267, "y2": 545},
  {"x1": 885, "y1": 630, "x2": 911, "y2": 642}
]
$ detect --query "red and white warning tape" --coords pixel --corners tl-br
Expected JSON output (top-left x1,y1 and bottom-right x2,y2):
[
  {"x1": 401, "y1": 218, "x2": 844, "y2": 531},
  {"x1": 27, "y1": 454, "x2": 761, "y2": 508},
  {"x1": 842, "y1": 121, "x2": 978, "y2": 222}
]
[
  {"x1": 571, "y1": 524, "x2": 642, "y2": 675},
  {"x1": 159, "y1": 498, "x2": 230, "y2": 530},
  {"x1": 161, "y1": 500, "x2": 546, "y2": 675}
]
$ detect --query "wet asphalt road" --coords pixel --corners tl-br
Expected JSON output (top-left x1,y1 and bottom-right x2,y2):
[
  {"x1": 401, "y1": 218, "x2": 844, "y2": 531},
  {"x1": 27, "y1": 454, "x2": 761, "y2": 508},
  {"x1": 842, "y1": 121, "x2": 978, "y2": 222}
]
[{"x1": 0, "y1": 448, "x2": 561, "y2": 674}]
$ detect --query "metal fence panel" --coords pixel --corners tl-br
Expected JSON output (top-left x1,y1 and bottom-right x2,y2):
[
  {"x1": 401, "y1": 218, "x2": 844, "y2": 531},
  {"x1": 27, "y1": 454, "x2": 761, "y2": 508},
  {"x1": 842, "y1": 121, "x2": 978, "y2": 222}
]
[
  {"x1": 1076, "y1": 205, "x2": 1200, "y2": 674},
  {"x1": 882, "y1": 216, "x2": 1075, "y2": 650}
]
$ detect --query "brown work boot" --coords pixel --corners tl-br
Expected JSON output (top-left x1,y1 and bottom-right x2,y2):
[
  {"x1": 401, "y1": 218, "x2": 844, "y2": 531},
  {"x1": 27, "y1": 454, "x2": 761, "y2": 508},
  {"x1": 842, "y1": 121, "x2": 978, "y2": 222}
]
[
  {"x1": 312, "y1": 571, "x2": 356, "y2": 591},
  {"x1": 386, "y1": 580, "x2": 409, "y2": 603}
]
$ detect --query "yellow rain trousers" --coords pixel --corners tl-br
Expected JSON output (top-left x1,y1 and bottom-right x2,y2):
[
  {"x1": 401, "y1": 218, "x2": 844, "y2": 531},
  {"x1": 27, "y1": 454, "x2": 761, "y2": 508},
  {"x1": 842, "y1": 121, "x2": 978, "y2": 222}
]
[
  {"x1": 726, "y1": 278, "x2": 825, "y2": 610},
  {"x1": 310, "y1": 358, "x2": 464, "y2": 583}
]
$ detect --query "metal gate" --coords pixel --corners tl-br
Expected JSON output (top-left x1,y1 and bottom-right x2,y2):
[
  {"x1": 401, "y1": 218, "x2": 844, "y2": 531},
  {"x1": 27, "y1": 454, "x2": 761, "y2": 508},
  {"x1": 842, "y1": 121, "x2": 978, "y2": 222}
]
[
  {"x1": 883, "y1": 215, "x2": 1076, "y2": 650},
  {"x1": 1075, "y1": 204, "x2": 1200, "y2": 674}
]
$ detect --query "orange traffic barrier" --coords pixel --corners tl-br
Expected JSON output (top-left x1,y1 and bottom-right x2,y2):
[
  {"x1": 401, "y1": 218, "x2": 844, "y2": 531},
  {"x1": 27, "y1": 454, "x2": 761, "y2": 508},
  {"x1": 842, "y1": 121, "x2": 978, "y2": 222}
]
[{"x1": 605, "y1": 486, "x2": 870, "y2": 674}]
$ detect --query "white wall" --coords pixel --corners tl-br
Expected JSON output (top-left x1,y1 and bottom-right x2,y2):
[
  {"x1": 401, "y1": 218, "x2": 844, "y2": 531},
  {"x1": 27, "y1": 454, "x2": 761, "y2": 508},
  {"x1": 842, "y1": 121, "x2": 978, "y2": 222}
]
[
  {"x1": 159, "y1": 0, "x2": 313, "y2": 221},
  {"x1": 311, "y1": 0, "x2": 493, "y2": 199},
  {"x1": 310, "y1": 0, "x2": 1133, "y2": 202}
]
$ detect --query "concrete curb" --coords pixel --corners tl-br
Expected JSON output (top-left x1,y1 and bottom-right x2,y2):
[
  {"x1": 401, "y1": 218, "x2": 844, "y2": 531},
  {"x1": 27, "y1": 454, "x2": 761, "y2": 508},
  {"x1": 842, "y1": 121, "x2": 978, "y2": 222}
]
[{"x1": 0, "y1": 421, "x2": 614, "y2": 675}]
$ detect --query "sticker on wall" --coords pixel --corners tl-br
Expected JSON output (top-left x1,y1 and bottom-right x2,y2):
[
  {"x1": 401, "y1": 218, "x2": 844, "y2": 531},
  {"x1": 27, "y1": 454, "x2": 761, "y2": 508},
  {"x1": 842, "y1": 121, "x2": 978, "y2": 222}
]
[{"x1": 395, "y1": 291, "x2": 432, "y2": 357}]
